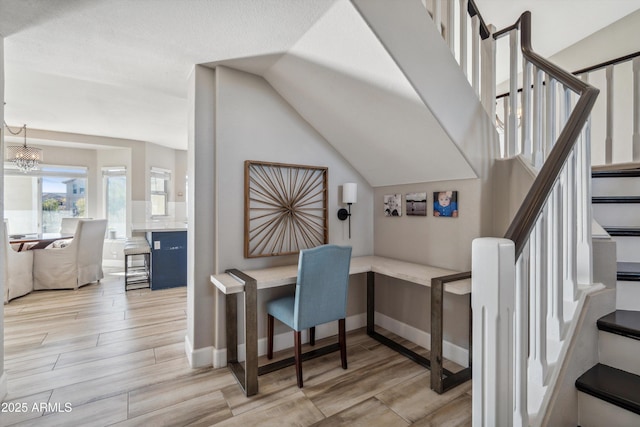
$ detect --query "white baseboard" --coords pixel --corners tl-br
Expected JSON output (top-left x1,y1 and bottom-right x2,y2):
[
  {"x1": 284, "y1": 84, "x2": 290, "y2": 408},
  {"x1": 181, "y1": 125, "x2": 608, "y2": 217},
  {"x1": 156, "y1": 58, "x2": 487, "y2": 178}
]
[
  {"x1": 374, "y1": 312, "x2": 469, "y2": 367},
  {"x1": 213, "y1": 347, "x2": 226, "y2": 369},
  {"x1": 0, "y1": 371, "x2": 7, "y2": 402},
  {"x1": 218, "y1": 312, "x2": 468, "y2": 368},
  {"x1": 184, "y1": 334, "x2": 213, "y2": 368}
]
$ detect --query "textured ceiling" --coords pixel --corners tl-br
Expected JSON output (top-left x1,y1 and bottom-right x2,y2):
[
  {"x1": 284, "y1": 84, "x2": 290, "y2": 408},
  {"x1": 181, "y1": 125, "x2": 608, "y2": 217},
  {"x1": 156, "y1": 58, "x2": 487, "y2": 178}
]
[
  {"x1": 1, "y1": 0, "x2": 336, "y2": 149},
  {"x1": 1, "y1": 0, "x2": 640, "y2": 185}
]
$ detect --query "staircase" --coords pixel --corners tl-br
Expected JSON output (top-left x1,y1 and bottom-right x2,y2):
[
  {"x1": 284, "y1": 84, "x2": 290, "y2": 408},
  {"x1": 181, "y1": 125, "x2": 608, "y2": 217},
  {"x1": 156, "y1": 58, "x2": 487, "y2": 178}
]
[{"x1": 575, "y1": 168, "x2": 640, "y2": 426}]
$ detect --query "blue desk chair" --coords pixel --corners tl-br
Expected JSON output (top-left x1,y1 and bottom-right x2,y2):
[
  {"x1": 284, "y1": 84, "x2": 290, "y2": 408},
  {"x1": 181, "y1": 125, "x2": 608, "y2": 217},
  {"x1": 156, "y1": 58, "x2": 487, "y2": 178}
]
[{"x1": 266, "y1": 244, "x2": 352, "y2": 388}]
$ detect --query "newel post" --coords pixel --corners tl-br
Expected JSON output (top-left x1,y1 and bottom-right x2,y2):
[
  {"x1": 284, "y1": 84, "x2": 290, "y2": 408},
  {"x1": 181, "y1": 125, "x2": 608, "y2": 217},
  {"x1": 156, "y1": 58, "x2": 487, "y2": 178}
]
[{"x1": 472, "y1": 238, "x2": 516, "y2": 427}]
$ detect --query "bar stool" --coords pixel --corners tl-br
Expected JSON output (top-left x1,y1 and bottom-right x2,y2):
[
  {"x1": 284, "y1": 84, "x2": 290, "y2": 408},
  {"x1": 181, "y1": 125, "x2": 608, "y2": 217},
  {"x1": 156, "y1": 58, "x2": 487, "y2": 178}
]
[{"x1": 124, "y1": 237, "x2": 151, "y2": 291}]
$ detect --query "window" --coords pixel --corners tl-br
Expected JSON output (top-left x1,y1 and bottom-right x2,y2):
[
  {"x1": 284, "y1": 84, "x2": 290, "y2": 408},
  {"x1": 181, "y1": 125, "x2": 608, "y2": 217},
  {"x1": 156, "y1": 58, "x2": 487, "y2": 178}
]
[
  {"x1": 103, "y1": 167, "x2": 127, "y2": 239},
  {"x1": 4, "y1": 164, "x2": 88, "y2": 234},
  {"x1": 150, "y1": 167, "x2": 170, "y2": 217}
]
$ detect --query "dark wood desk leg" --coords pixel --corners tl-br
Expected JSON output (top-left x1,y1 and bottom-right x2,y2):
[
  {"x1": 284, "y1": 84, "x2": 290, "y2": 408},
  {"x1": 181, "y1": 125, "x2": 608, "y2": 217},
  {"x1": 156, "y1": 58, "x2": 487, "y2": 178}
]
[
  {"x1": 244, "y1": 279, "x2": 258, "y2": 396},
  {"x1": 225, "y1": 269, "x2": 259, "y2": 396},
  {"x1": 366, "y1": 272, "x2": 375, "y2": 335},
  {"x1": 226, "y1": 293, "x2": 238, "y2": 368},
  {"x1": 430, "y1": 277, "x2": 444, "y2": 394},
  {"x1": 468, "y1": 294, "x2": 473, "y2": 370}
]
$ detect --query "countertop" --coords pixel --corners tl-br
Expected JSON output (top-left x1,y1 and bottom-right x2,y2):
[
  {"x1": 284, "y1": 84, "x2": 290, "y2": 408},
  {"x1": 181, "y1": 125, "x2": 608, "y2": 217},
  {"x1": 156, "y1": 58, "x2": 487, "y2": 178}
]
[{"x1": 131, "y1": 222, "x2": 187, "y2": 233}]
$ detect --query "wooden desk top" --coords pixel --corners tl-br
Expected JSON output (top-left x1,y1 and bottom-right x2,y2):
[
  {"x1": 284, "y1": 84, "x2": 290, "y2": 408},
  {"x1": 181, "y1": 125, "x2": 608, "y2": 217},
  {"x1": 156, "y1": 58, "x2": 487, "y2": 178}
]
[{"x1": 210, "y1": 255, "x2": 471, "y2": 296}]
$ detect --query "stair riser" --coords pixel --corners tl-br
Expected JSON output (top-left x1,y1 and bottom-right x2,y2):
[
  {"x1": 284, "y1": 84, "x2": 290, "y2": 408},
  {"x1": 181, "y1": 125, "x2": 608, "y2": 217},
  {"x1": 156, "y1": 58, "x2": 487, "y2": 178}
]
[
  {"x1": 593, "y1": 176, "x2": 640, "y2": 197},
  {"x1": 616, "y1": 281, "x2": 640, "y2": 311},
  {"x1": 610, "y1": 236, "x2": 640, "y2": 262},
  {"x1": 578, "y1": 392, "x2": 640, "y2": 427},
  {"x1": 599, "y1": 331, "x2": 640, "y2": 377},
  {"x1": 593, "y1": 204, "x2": 640, "y2": 227}
]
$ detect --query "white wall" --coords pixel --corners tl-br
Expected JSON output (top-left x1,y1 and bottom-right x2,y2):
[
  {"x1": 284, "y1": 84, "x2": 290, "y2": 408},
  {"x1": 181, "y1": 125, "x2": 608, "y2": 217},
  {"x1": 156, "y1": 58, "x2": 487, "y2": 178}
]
[
  {"x1": 186, "y1": 65, "x2": 217, "y2": 367},
  {"x1": 1, "y1": 34, "x2": 6, "y2": 401},
  {"x1": 372, "y1": 178, "x2": 481, "y2": 351},
  {"x1": 216, "y1": 66, "x2": 373, "y2": 272},
  {"x1": 546, "y1": 10, "x2": 640, "y2": 166},
  {"x1": 206, "y1": 66, "x2": 374, "y2": 352}
]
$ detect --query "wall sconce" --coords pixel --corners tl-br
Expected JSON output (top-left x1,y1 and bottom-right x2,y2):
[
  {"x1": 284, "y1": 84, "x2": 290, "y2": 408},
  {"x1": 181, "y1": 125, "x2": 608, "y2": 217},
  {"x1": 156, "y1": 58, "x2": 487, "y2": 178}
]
[{"x1": 337, "y1": 183, "x2": 357, "y2": 239}]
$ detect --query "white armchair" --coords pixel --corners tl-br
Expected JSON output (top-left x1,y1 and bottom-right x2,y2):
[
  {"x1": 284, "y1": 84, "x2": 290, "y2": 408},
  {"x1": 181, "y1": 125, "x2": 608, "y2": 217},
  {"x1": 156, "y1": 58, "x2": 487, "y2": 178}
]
[
  {"x1": 3, "y1": 223, "x2": 34, "y2": 303},
  {"x1": 33, "y1": 219, "x2": 108, "y2": 290}
]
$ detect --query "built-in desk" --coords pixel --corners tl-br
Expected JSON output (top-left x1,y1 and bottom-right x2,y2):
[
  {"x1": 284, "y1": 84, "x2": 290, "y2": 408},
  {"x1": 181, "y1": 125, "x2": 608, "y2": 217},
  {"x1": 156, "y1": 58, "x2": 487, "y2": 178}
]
[{"x1": 210, "y1": 255, "x2": 471, "y2": 396}]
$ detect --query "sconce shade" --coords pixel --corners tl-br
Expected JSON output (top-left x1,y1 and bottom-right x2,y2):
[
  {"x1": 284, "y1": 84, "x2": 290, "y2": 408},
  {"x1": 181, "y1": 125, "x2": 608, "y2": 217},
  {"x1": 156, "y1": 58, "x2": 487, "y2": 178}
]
[{"x1": 342, "y1": 183, "x2": 357, "y2": 204}]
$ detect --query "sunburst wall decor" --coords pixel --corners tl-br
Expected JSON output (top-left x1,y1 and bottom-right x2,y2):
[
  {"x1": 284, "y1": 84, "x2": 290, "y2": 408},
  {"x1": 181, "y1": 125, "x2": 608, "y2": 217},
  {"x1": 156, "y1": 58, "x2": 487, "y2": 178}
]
[{"x1": 245, "y1": 160, "x2": 328, "y2": 258}]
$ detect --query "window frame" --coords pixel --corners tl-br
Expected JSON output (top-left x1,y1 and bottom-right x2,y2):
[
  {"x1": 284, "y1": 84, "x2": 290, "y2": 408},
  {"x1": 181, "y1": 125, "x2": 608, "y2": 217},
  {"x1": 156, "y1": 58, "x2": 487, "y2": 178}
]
[
  {"x1": 150, "y1": 167, "x2": 171, "y2": 217},
  {"x1": 102, "y1": 166, "x2": 127, "y2": 239}
]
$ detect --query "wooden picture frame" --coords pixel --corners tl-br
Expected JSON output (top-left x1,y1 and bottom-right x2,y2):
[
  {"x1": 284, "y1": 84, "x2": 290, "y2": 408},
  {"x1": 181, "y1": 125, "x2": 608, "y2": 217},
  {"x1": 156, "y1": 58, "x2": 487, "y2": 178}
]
[{"x1": 245, "y1": 160, "x2": 328, "y2": 258}]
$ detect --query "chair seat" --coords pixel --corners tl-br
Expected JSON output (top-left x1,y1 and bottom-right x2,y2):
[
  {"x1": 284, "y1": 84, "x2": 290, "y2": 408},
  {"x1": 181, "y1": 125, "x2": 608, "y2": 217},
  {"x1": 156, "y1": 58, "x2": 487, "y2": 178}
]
[
  {"x1": 123, "y1": 244, "x2": 150, "y2": 255},
  {"x1": 266, "y1": 296, "x2": 296, "y2": 330}
]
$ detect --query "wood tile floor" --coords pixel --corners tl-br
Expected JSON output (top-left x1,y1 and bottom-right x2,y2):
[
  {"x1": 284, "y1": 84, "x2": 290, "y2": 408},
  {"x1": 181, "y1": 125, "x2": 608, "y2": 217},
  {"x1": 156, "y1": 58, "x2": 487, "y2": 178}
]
[{"x1": 2, "y1": 268, "x2": 472, "y2": 426}]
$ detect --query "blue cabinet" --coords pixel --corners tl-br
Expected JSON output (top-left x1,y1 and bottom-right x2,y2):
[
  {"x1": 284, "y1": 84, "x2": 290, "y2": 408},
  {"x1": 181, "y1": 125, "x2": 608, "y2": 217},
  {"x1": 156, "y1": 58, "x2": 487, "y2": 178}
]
[{"x1": 147, "y1": 231, "x2": 187, "y2": 290}]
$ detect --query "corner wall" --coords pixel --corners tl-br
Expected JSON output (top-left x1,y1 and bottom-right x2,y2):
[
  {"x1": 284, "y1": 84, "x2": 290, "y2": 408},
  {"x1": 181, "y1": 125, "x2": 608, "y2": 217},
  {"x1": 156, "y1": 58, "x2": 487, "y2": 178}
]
[
  {"x1": 209, "y1": 66, "x2": 374, "y2": 353},
  {"x1": 373, "y1": 178, "x2": 480, "y2": 352}
]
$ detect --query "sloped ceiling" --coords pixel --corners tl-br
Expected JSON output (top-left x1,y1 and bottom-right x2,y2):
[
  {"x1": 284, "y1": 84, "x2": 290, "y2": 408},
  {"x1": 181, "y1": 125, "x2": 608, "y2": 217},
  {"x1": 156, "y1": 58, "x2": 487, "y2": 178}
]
[{"x1": 262, "y1": 0, "x2": 475, "y2": 186}]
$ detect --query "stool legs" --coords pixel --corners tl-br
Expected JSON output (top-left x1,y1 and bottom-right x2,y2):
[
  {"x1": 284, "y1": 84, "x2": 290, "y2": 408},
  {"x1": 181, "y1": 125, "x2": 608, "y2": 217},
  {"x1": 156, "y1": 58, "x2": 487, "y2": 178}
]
[{"x1": 124, "y1": 252, "x2": 151, "y2": 291}]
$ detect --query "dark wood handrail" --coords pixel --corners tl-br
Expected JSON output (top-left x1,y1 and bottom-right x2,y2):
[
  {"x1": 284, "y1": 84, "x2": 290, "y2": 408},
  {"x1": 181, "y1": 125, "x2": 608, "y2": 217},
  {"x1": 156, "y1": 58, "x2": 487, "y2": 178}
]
[
  {"x1": 573, "y1": 50, "x2": 640, "y2": 75},
  {"x1": 502, "y1": 11, "x2": 599, "y2": 258},
  {"x1": 468, "y1": 0, "x2": 491, "y2": 40},
  {"x1": 496, "y1": 50, "x2": 640, "y2": 99}
]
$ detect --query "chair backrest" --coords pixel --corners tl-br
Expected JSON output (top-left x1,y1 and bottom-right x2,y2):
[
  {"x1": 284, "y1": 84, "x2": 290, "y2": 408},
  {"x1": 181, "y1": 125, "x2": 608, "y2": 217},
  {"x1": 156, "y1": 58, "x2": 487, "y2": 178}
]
[
  {"x1": 294, "y1": 244, "x2": 352, "y2": 330},
  {"x1": 74, "y1": 219, "x2": 108, "y2": 284},
  {"x1": 60, "y1": 217, "x2": 92, "y2": 234}
]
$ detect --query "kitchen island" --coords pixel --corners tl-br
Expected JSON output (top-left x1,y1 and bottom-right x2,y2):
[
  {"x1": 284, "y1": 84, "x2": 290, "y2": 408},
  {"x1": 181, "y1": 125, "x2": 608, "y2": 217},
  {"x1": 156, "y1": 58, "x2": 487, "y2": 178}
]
[{"x1": 132, "y1": 222, "x2": 187, "y2": 290}]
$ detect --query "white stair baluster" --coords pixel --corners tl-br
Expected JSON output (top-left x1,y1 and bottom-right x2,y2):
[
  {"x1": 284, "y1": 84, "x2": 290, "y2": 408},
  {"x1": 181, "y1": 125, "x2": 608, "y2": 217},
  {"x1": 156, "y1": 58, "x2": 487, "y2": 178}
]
[
  {"x1": 472, "y1": 15, "x2": 480, "y2": 96},
  {"x1": 633, "y1": 57, "x2": 640, "y2": 161},
  {"x1": 576, "y1": 120, "x2": 593, "y2": 285},
  {"x1": 522, "y1": 60, "x2": 533, "y2": 162},
  {"x1": 529, "y1": 212, "x2": 549, "y2": 386},
  {"x1": 459, "y1": 0, "x2": 468, "y2": 77},
  {"x1": 508, "y1": 28, "x2": 518, "y2": 156},
  {"x1": 514, "y1": 246, "x2": 530, "y2": 427},
  {"x1": 605, "y1": 65, "x2": 614, "y2": 164},
  {"x1": 547, "y1": 182, "x2": 564, "y2": 341},
  {"x1": 533, "y1": 66, "x2": 544, "y2": 168},
  {"x1": 545, "y1": 76, "x2": 557, "y2": 159},
  {"x1": 447, "y1": 0, "x2": 456, "y2": 54}
]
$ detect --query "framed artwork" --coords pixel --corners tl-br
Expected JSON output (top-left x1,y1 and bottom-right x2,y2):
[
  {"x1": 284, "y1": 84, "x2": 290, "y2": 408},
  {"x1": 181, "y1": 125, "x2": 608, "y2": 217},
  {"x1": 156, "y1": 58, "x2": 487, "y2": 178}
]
[
  {"x1": 406, "y1": 192, "x2": 427, "y2": 216},
  {"x1": 245, "y1": 160, "x2": 328, "y2": 258},
  {"x1": 384, "y1": 194, "x2": 402, "y2": 217},
  {"x1": 433, "y1": 190, "x2": 458, "y2": 217}
]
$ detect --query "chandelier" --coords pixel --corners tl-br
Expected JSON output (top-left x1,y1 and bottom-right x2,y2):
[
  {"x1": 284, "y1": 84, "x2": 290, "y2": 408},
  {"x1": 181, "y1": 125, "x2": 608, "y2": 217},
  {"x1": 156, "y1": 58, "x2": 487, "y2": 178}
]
[{"x1": 4, "y1": 122, "x2": 43, "y2": 173}]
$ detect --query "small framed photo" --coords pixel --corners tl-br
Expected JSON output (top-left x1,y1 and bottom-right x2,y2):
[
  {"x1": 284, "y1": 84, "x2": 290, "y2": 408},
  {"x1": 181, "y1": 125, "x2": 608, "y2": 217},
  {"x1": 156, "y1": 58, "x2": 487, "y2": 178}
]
[
  {"x1": 406, "y1": 192, "x2": 427, "y2": 216},
  {"x1": 384, "y1": 194, "x2": 402, "y2": 217},
  {"x1": 433, "y1": 190, "x2": 458, "y2": 217}
]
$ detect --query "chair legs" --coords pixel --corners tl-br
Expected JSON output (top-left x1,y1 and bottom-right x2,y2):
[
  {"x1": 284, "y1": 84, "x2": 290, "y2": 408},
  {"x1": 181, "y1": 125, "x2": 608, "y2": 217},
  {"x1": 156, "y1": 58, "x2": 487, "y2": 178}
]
[
  {"x1": 267, "y1": 316, "x2": 347, "y2": 388},
  {"x1": 267, "y1": 314, "x2": 274, "y2": 359},
  {"x1": 339, "y1": 318, "x2": 347, "y2": 369},
  {"x1": 294, "y1": 330, "x2": 303, "y2": 388}
]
